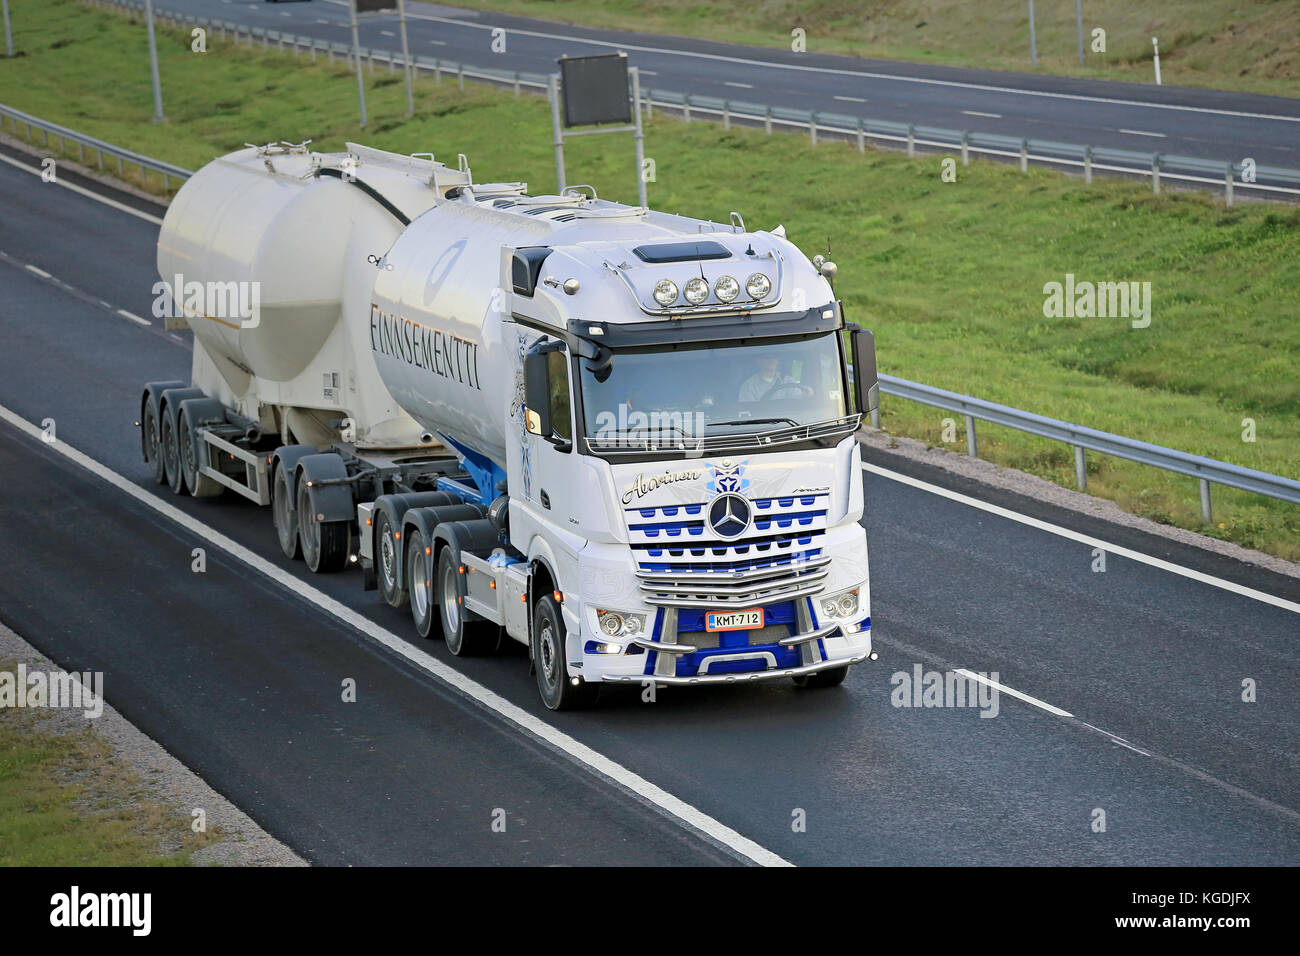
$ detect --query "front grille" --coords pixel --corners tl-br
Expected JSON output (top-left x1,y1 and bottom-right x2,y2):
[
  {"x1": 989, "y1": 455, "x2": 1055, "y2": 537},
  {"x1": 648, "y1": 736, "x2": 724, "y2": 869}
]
[{"x1": 628, "y1": 493, "x2": 831, "y2": 606}]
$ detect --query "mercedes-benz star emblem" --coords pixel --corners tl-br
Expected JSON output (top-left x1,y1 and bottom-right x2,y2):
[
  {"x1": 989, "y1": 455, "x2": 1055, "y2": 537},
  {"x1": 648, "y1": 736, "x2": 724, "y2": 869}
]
[{"x1": 708, "y1": 493, "x2": 752, "y2": 539}]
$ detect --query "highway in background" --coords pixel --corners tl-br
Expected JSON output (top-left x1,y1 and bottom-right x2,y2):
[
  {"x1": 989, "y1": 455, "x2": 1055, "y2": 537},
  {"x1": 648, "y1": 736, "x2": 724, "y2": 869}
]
[
  {"x1": 0, "y1": 148, "x2": 1296, "y2": 864},
  {"x1": 129, "y1": 0, "x2": 1300, "y2": 170}
]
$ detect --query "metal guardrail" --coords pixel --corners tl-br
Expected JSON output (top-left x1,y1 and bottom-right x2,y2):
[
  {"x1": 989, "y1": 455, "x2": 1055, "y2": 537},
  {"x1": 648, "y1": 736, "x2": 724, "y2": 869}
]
[
  {"x1": 85, "y1": 0, "x2": 1300, "y2": 204},
  {"x1": 871, "y1": 374, "x2": 1300, "y2": 523},
  {"x1": 0, "y1": 101, "x2": 193, "y2": 190}
]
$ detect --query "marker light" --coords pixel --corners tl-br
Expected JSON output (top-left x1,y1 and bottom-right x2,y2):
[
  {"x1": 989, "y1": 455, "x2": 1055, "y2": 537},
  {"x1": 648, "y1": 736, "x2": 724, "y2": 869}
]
[
  {"x1": 745, "y1": 273, "x2": 772, "y2": 299},
  {"x1": 652, "y1": 279, "x2": 679, "y2": 306},
  {"x1": 714, "y1": 275, "x2": 740, "y2": 302},
  {"x1": 683, "y1": 277, "x2": 710, "y2": 305}
]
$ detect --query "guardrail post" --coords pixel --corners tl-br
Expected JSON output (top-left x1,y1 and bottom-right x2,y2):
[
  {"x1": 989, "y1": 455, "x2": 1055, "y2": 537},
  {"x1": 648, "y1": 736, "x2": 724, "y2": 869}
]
[
  {"x1": 514, "y1": 71, "x2": 520, "y2": 95},
  {"x1": 1199, "y1": 479, "x2": 1212, "y2": 524},
  {"x1": 162, "y1": 171, "x2": 169, "y2": 191},
  {"x1": 310, "y1": 41, "x2": 316, "y2": 62},
  {"x1": 117, "y1": 155, "x2": 122, "y2": 176},
  {"x1": 857, "y1": 117, "x2": 865, "y2": 153},
  {"x1": 328, "y1": 46, "x2": 335, "y2": 64},
  {"x1": 434, "y1": 59, "x2": 441, "y2": 83},
  {"x1": 96, "y1": 148, "x2": 103, "y2": 171},
  {"x1": 965, "y1": 415, "x2": 978, "y2": 458},
  {"x1": 1020, "y1": 139, "x2": 1028, "y2": 172},
  {"x1": 645, "y1": 91, "x2": 653, "y2": 118},
  {"x1": 961, "y1": 130, "x2": 969, "y2": 166},
  {"x1": 1224, "y1": 163, "x2": 1234, "y2": 207},
  {"x1": 1074, "y1": 446, "x2": 1087, "y2": 490},
  {"x1": 458, "y1": 63, "x2": 465, "y2": 91},
  {"x1": 907, "y1": 124, "x2": 915, "y2": 158},
  {"x1": 369, "y1": 49, "x2": 375, "y2": 74},
  {"x1": 387, "y1": 52, "x2": 394, "y2": 74},
  {"x1": 764, "y1": 105, "x2": 771, "y2": 135},
  {"x1": 723, "y1": 100, "x2": 730, "y2": 131},
  {"x1": 1084, "y1": 146, "x2": 1092, "y2": 184},
  {"x1": 684, "y1": 95, "x2": 691, "y2": 123},
  {"x1": 810, "y1": 112, "x2": 817, "y2": 146},
  {"x1": 77, "y1": 141, "x2": 83, "y2": 163},
  {"x1": 1152, "y1": 153, "x2": 1161, "y2": 194}
]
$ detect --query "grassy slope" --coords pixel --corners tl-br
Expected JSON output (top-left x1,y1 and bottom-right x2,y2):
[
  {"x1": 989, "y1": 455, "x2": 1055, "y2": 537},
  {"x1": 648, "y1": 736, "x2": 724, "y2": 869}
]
[
  {"x1": 444, "y1": 0, "x2": 1300, "y2": 97},
  {"x1": 1, "y1": 0, "x2": 1297, "y2": 559},
  {"x1": 0, "y1": 661, "x2": 217, "y2": 865}
]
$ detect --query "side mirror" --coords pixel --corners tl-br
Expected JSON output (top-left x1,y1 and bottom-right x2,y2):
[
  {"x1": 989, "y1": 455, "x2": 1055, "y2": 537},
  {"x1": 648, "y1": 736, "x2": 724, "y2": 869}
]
[
  {"x1": 524, "y1": 351, "x2": 552, "y2": 437},
  {"x1": 850, "y1": 329, "x2": 879, "y2": 415}
]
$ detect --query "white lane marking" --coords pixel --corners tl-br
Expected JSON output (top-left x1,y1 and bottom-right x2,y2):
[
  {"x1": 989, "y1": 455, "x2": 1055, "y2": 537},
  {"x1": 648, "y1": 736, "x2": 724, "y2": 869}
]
[
  {"x1": 381, "y1": 30, "x2": 395, "y2": 37},
  {"x1": 863, "y1": 462, "x2": 1300, "y2": 615},
  {"x1": 428, "y1": 39, "x2": 446, "y2": 45},
  {"x1": 955, "y1": 669, "x2": 1073, "y2": 717},
  {"x1": 116, "y1": 309, "x2": 151, "y2": 327},
  {"x1": 0, "y1": 403, "x2": 789, "y2": 868},
  {"x1": 1119, "y1": 128, "x2": 1166, "y2": 137},
  {"x1": 639, "y1": 69, "x2": 657, "y2": 76},
  {"x1": 834, "y1": 95, "x2": 867, "y2": 103},
  {"x1": 24, "y1": 264, "x2": 51, "y2": 279},
  {"x1": 0, "y1": 152, "x2": 164, "y2": 226},
  {"x1": 398, "y1": 11, "x2": 1300, "y2": 123},
  {"x1": 316, "y1": 19, "x2": 331, "y2": 25},
  {"x1": 724, "y1": 81, "x2": 753, "y2": 89},
  {"x1": 962, "y1": 109, "x2": 1002, "y2": 118}
]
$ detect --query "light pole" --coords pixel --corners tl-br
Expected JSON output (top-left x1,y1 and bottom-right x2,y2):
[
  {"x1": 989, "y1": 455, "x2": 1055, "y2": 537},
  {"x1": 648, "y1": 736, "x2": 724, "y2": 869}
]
[
  {"x1": 1076, "y1": 0, "x2": 1084, "y2": 65},
  {"x1": 143, "y1": 0, "x2": 165, "y2": 122}
]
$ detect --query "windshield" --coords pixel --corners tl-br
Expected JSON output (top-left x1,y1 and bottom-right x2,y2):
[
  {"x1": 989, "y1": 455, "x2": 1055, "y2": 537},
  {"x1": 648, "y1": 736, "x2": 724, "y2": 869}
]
[{"x1": 580, "y1": 332, "x2": 848, "y2": 449}]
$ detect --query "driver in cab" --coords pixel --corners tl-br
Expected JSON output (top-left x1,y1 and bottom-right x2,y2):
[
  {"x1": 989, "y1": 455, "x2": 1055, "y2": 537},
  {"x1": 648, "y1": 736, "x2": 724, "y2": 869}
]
[{"x1": 739, "y1": 356, "x2": 810, "y2": 402}]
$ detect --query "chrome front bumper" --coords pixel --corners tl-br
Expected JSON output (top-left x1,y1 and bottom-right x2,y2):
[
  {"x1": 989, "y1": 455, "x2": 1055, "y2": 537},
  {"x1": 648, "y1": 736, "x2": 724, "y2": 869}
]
[{"x1": 601, "y1": 651, "x2": 871, "y2": 686}]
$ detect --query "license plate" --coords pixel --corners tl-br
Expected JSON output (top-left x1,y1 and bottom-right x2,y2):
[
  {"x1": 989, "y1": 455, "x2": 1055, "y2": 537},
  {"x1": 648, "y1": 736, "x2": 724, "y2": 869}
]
[{"x1": 705, "y1": 608, "x2": 763, "y2": 632}]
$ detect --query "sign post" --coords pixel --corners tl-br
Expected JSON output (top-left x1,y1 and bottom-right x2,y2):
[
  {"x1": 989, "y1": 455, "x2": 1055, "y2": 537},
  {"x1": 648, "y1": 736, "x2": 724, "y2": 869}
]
[
  {"x1": 144, "y1": 0, "x2": 165, "y2": 122},
  {"x1": 2, "y1": 0, "x2": 14, "y2": 59},
  {"x1": 550, "y1": 53, "x2": 648, "y2": 208},
  {"x1": 398, "y1": 0, "x2": 414, "y2": 116}
]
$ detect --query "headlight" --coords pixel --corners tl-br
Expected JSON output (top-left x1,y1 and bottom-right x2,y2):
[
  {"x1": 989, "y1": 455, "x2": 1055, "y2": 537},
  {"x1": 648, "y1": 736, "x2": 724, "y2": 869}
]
[
  {"x1": 652, "y1": 279, "x2": 679, "y2": 306},
  {"x1": 714, "y1": 275, "x2": 740, "y2": 302},
  {"x1": 596, "y1": 608, "x2": 647, "y2": 638},
  {"x1": 820, "y1": 587, "x2": 859, "y2": 620},
  {"x1": 745, "y1": 273, "x2": 771, "y2": 299},
  {"x1": 683, "y1": 277, "x2": 710, "y2": 305}
]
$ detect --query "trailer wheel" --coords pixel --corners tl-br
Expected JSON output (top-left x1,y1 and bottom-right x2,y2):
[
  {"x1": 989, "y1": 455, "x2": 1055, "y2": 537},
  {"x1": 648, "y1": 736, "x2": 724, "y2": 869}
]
[
  {"x1": 532, "y1": 595, "x2": 599, "y2": 711},
  {"x1": 297, "y1": 477, "x2": 350, "y2": 573},
  {"x1": 437, "y1": 547, "x2": 498, "y2": 656},
  {"x1": 405, "y1": 529, "x2": 439, "y2": 639},
  {"x1": 161, "y1": 411, "x2": 185, "y2": 495},
  {"x1": 375, "y1": 510, "x2": 407, "y2": 608},
  {"x1": 142, "y1": 400, "x2": 166, "y2": 484},
  {"x1": 178, "y1": 414, "x2": 223, "y2": 498},
  {"x1": 272, "y1": 463, "x2": 301, "y2": 560},
  {"x1": 792, "y1": 665, "x2": 849, "y2": 689}
]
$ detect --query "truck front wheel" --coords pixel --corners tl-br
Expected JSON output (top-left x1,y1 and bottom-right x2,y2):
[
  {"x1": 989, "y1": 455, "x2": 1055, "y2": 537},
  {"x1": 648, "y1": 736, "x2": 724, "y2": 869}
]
[
  {"x1": 532, "y1": 595, "x2": 599, "y2": 710},
  {"x1": 792, "y1": 665, "x2": 849, "y2": 689}
]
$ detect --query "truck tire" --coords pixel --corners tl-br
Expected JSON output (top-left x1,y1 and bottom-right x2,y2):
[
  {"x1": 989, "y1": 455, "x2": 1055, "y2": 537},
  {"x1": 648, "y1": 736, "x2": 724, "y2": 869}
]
[
  {"x1": 178, "y1": 413, "x2": 223, "y2": 498},
  {"x1": 272, "y1": 463, "x2": 301, "y2": 560},
  {"x1": 374, "y1": 509, "x2": 407, "y2": 608},
  {"x1": 405, "y1": 529, "x2": 440, "y2": 639},
  {"x1": 532, "y1": 595, "x2": 599, "y2": 710},
  {"x1": 437, "y1": 547, "x2": 499, "y2": 656},
  {"x1": 161, "y1": 413, "x2": 185, "y2": 495},
  {"x1": 792, "y1": 665, "x2": 849, "y2": 689},
  {"x1": 142, "y1": 400, "x2": 166, "y2": 484},
  {"x1": 297, "y1": 477, "x2": 350, "y2": 573}
]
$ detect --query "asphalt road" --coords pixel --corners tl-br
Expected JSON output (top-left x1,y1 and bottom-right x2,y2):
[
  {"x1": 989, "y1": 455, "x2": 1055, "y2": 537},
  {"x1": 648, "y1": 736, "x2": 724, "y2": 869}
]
[
  {"x1": 138, "y1": 0, "x2": 1300, "y2": 173},
  {"x1": 0, "y1": 149, "x2": 1297, "y2": 865}
]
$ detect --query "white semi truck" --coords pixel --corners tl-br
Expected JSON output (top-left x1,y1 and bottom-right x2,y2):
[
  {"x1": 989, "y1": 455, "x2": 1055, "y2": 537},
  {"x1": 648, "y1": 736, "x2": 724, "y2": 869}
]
[{"x1": 140, "y1": 141, "x2": 880, "y2": 709}]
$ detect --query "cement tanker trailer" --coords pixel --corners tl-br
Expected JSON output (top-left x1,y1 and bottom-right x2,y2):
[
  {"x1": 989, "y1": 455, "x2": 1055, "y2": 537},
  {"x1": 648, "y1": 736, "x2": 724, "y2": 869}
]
[{"x1": 141, "y1": 140, "x2": 881, "y2": 709}]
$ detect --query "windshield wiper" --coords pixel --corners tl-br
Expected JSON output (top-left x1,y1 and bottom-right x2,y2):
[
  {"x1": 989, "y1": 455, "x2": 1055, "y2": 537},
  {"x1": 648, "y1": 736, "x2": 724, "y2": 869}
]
[{"x1": 706, "y1": 417, "x2": 800, "y2": 429}]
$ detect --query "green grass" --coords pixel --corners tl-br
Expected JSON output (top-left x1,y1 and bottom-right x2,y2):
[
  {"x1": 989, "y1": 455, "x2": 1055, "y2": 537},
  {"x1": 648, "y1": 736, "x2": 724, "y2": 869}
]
[
  {"x1": 445, "y1": 0, "x2": 1300, "y2": 97},
  {"x1": 0, "y1": 659, "x2": 218, "y2": 865},
  {"x1": 1, "y1": 0, "x2": 1297, "y2": 560}
]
